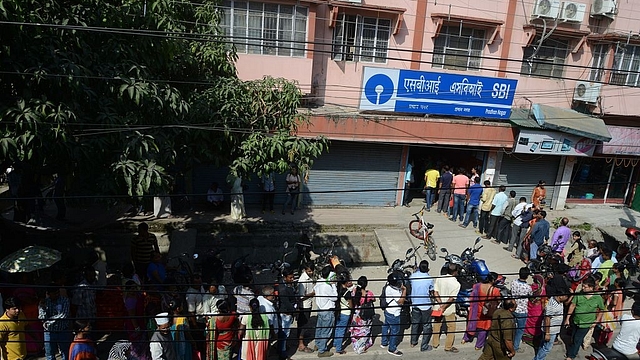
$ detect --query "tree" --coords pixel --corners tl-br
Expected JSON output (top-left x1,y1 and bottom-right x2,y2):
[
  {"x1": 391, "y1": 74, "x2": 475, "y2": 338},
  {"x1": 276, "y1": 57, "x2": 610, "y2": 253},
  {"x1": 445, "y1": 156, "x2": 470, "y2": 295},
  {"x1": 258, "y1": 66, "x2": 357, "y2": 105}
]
[{"x1": 0, "y1": 0, "x2": 326, "y2": 205}]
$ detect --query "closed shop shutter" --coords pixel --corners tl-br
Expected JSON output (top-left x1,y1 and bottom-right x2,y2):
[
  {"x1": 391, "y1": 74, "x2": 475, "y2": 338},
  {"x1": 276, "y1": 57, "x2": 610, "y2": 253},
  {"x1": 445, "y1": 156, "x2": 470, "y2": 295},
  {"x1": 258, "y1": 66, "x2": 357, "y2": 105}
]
[
  {"x1": 302, "y1": 141, "x2": 402, "y2": 206},
  {"x1": 498, "y1": 154, "x2": 560, "y2": 206}
]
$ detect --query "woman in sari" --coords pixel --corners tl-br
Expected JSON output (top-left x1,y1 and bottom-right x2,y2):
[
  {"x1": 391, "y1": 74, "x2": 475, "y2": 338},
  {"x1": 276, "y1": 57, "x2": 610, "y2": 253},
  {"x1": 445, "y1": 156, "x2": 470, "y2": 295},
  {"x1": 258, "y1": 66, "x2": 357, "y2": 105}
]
[
  {"x1": 522, "y1": 274, "x2": 546, "y2": 347},
  {"x1": 349, "y1": 276, "x2": 374, "y2": 354},
  {"x1": 462, "y1": 273, "x2": 501, "y2": 350},
  {"x1": 240, "y1": 298, "x2": 270, "y2": 360},
  {"x1": 169, "y1": 300, "x2": 195, "y2": 360},
  {"x1": 531, "y1": 180, "x2": 547, "y2": 209},
  {"x1": 206, "y1": 300, "x2": 237, "y2": 360}
]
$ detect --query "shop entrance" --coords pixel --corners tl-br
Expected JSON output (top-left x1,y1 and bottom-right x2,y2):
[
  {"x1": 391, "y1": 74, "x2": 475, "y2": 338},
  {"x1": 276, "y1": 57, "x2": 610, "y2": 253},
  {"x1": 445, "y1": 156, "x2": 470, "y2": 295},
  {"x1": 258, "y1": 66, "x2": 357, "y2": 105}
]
[{"x1": 568, "y1": 157, "x2": 638, "y2": 203}]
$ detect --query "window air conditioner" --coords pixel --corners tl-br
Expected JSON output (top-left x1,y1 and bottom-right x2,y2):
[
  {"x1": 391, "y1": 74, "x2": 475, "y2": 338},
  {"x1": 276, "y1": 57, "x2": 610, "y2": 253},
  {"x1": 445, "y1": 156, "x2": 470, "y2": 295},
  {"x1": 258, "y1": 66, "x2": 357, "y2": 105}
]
[
  {"x1": 559, "y1": 2, "x2": 587, "y2": 22},
  {"x1": 591, "y1": 0, "x2": 616, "y2": 18},
  {"x1": 532, "y1": 0, "x2": 561, "y2": 19},
  {"x1": 573, "y1": 81, "x2": 602, "y2": 104}
]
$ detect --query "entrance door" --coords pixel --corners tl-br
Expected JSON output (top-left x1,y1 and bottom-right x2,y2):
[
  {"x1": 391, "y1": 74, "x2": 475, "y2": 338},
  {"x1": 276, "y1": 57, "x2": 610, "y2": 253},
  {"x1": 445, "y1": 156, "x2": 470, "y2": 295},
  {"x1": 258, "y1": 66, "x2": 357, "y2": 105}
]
[{"x1": 499, "y1": 154, "x2": 560, "y2": 207}]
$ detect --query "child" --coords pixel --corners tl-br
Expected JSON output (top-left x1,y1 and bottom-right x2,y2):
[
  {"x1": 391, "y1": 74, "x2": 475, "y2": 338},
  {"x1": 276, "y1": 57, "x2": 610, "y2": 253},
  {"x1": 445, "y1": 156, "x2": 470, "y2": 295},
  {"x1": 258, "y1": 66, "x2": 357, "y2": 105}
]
[{"x1": 585, "y1": 240, "x2": 598, "y2": 261}]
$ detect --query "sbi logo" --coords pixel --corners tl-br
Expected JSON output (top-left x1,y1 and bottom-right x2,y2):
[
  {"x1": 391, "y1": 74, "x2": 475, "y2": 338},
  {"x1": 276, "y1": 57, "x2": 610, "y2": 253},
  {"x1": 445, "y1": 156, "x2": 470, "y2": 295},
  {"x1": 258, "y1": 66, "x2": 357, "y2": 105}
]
[{"x1": 491, "y1": 83, "x2": 512, "y2": 100}]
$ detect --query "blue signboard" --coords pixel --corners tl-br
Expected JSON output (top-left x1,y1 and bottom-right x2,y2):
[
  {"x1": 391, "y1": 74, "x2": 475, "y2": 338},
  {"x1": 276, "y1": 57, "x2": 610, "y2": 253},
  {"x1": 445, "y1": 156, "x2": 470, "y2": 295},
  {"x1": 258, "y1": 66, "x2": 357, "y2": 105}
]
[{"x1": 359, "y1": 67, "x2": 518, "y2": 119}]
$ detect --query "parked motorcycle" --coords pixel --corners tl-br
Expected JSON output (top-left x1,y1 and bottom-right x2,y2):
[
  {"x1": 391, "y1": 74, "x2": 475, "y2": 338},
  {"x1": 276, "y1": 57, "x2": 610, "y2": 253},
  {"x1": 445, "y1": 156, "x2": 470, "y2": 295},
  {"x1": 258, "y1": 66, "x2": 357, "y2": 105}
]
[
  {"x1": 528, "y1": 244, "x2": 563, "y2": 277},
  {"x1": 617, "y1": 227, "x2": 640, "y2": 275},
  {"x1": 586, "y1": 347, "x2": 632, "y2": 360},
  {"x1": 387, "y1": 246, "x2": 421, "y2": 282}
]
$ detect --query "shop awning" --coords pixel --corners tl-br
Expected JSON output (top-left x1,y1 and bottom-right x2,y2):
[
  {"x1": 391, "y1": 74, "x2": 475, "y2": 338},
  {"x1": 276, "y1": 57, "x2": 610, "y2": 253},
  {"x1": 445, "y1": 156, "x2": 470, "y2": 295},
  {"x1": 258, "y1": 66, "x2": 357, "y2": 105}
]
[
  {"x1": 532, "y1": 104, "x2": 612, "y2": 142},
  {"x1": 598, "y1": 125, "x2": 640, "y2": 155},
  {"x1": 508, "y1": 108, "x2": 541, "y2": 129}
]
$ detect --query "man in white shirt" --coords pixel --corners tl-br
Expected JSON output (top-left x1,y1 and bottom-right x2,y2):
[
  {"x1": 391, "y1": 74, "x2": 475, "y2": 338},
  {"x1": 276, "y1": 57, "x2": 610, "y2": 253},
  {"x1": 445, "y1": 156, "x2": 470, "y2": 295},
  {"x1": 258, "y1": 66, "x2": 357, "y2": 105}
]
[
  {"x1": 314, "y1": 266, "x2": 337, "y2": 357},
  {"x1": 206, "y1": 182, "x2": 224, "y2": 208},
  {"x1": 297, "y1": 264, "x2": 315, "y2": 353},
  {"x1": 381, "y1": 272, "x2": 407, "y2": 356},
  {"x1": 431, "y1": 264, "x2": 461, "y2": 353},
  {"x1": 484, "y1": 185, "x2": 507, "y2": 240},
  {"x1": 257, "y1": 286, "x2": 278, "y2": 332},
  {"x1": 202, "y1": 280, "x2": 227, "y2": 317},
  {"x1": 505, "y1": 197, "x2": 531, "y2": 253},
  {"x1": 613, "y1": 302, "x2": 640, "y2": 359}
]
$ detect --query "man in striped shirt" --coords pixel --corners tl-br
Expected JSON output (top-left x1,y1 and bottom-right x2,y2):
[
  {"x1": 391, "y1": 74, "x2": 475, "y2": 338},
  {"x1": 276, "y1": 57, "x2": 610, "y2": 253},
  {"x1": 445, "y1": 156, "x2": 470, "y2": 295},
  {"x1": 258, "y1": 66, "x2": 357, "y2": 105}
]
[{"x1": 131, "y1": 222, "x2": 159, "y2": 281}]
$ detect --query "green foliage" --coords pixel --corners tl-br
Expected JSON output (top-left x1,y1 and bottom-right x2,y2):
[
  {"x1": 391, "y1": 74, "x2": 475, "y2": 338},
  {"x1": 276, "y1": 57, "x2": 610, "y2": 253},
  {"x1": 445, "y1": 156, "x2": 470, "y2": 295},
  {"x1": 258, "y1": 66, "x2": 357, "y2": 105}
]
[{"x1": 0, "y1": 0, "x2": 326, "y2": 198}]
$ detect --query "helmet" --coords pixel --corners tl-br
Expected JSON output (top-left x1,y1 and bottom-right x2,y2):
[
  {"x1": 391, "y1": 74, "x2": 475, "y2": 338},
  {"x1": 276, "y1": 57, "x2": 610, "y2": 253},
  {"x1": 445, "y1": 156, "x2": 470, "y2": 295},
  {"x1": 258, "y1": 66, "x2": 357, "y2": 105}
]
[
  {"x1": 626, "y1": 227, "x2": 640, "y2": 241},
  {"x1": 387, "y1": 271, "x2": 404, "y2": 287},
  {"x1": 447, "y1": 254, "x2": 463, "y2": 267}
]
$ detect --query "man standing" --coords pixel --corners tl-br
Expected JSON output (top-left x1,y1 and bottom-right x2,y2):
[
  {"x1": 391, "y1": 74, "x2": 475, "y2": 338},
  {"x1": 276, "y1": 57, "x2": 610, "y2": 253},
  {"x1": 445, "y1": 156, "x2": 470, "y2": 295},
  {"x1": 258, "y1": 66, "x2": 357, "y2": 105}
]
[
  {"x1": 72, "y1": 266, "x2": 97, "y2": 322},
  {"x1": 509, "y1": 267, "x2": 532, "y2": 353},
  {"x1": 431, "y1": 264, "x2": 461, "y2": 353},
  {"x1": 297, "y1": 264, "x2": 316, "y2": 353},
  {"x1": 314, "y1": 266, "x2": 337, "y2": 357},
  {"x1": 478, "y1": 180, "x2": 496, "y2": 235},
  {"x1": 494, "y1": 190, "x2": 517, "y2": 245},
  {"x1": 437, "y1": 166, "x2": 453, "y2": 215},
  {"x1": 0, "y1": 297, "x2": 27, "y2": 360},
  {"x1": 551, "y1": 217, "x2": 571, "y2": 254},
  {"x1": 402, "y1": 160, "x2": 414, "y2": 207},
  {"x1": 484, "y1": 185, "x2": 507, "y2": 240},
  {"x1": 39, "y1": 285, "x2": 72, "y2": 360},
  {"x1": 423, "y1": 165, "x2": 440, "y2": 211},
  {"x1": 612, "y1": 301, "x2": 640, "y2": 359},
  {"x1": 131, "y1": 222, "x2": 159, "y2": 281},
  {"x1": 450, "y1": 168, "x2": 470, "y2": 222},
  {"x1": 505, "y1": 197, "x2": 529, "y2": 253},
  {"x1": 150, "y1": 313, "x2": 177, "y2": 360},
  {"x1": 460, "y1": 176, "x2": 483, "y2": 229},
  {"x1": 278, "y1": 269, "x2": 298, "y2": 360},
  {"x1": 409, "y1": 260, "x2": 434, "y2": 352},
  {"x1": 381, "y1": 272, "x2": 407, "y2": 356},
  {"x1": 186, "y1": 274, "x2": 206, "y2": 358},
  {"x1": 478, "y1": 299, "x2": 517, "y2": 360},
  {"x1": 534, "y1": 291, "x2": 569, "y2": 360},
  {"x1": 202, "y1": 279, "x2": 227, "y2": 316},
  {"x1": 530, "y1": 210, "x2": 550, "y2": 261}
]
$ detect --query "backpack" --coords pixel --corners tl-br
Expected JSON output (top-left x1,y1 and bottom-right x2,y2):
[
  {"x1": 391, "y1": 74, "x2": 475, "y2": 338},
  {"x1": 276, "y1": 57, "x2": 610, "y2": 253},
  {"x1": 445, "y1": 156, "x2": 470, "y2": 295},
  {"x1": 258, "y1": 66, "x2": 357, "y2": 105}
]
[
  {"x1": 519, "y1": 209, "x2": 534, "y2": 228},
  {"x1": 481, "y1": 286, "x2": 500, "y2": 317},
  {"x1": 379, "y1": 285, "x2": 389, "y2": 311},
  {"x1": 360, "y1": 299, "x2": 375, "y2": 321}
]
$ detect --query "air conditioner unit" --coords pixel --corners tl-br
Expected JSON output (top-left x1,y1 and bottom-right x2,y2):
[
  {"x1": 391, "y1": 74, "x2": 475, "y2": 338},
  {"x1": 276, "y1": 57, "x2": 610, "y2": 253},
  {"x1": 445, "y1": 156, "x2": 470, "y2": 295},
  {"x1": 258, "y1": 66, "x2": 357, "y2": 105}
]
[
  {"x1": 591, "y1": 0, "x2": 616, "y2": 18},
  {"x1": 532, "y1": 0, "x2": 561, "y2": 19},
  {"x1": 559, "y1": 2, "x2": 587, "y2": 22},
  {"x1": 573, "y1": 81, "x2": 602, "y2": 104}
]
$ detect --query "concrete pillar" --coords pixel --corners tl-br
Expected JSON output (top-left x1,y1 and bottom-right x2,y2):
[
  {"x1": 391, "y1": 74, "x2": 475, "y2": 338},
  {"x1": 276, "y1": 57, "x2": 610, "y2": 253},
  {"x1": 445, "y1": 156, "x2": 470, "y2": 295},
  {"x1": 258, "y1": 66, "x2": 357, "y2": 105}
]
[
  {"x1": 552, "y1": 156, "x2": 575, "y2": 210},
  {"x1": 484, "y1": 150, "x2": 502, "y2": 185}
]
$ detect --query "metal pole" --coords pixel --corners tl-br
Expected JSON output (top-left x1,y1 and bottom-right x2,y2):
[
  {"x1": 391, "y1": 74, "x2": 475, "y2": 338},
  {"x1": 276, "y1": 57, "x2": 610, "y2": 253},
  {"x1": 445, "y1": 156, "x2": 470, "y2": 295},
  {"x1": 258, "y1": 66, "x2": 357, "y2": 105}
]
[
  {"x1": 624, "y1": 164, "x2": 636, "y2": 203},
  {"x1": 603, "y1": 157, "x2": 616, "y2": 204}
]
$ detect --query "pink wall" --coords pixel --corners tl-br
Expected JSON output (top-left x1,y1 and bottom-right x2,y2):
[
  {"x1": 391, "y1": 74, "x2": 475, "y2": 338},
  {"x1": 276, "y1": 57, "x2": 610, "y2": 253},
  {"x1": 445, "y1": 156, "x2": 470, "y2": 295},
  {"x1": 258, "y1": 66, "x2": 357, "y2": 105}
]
[{"x1": 235, "y1": 55, "x2": 313, "y2": 93}]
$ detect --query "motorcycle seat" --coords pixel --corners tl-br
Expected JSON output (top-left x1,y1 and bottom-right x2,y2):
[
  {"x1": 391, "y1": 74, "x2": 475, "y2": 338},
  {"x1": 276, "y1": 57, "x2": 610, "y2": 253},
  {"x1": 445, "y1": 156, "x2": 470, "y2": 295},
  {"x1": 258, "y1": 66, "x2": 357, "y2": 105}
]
[
  {"x1": 309, "y1": 251, "x2": 321, "y2": 261},
  {"x1": 592, "y1": 347, "x2": 629, "y2": 359}
]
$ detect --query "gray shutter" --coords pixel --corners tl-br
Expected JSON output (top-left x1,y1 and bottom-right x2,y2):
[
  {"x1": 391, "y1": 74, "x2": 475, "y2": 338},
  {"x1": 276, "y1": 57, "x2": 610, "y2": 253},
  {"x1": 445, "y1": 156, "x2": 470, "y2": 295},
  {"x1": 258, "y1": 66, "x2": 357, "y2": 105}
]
[
  {"x1": 302, "y1": 141, "x2": 402, "y2": 206},
  {"x1": 497, "y1": 154, "x2": 560, "y2": 206}
]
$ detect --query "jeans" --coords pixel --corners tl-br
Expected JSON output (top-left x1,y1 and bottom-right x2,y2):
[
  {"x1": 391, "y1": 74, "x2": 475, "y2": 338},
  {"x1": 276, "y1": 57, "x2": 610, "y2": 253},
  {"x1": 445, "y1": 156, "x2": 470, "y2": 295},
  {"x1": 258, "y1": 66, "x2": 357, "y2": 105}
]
[
  {"x1": 567, "y1": 326, "x2": 591, "y2": 359},
  {"x1": 513, "y1": 312, "x2": 527, "y2": 350},
  {"x1": 410, "y1": 307, "x2": 433, "y2": 351},
  {"x1": 478, "y1": 210, "x2": 491, "y2": 234},
  {"x1": 282, "y1": 191, "x2": 299, "y2": 214},
  {"x1": 462, "y1": 204, "x2": 479, "y2": 227},
  {"x1": 507, "y1": 224, "x2": 521, "y2": 252},
  {"x1": 437, "y1": 190, "x2": 450, "y2": 214},
  {"x1": 425, "y1": 187, "x2": 436, "y2": 210},
  {"x1": 534, "y1": 333, "x2": 557, "y2": 360},
  {"x1": 278, "y1": 313, "x2": 294, "y2": 356},
  {"x1": 44, "y1": 330, "x2": 71, "y2": 360},
  {"x1": 451, "y1": 194, "x2": 466, "y2": 221},
  {"x1": 334, "y1": 313, "x2": 350, "y2": 352},
  {"x1": 530, "y1": 242, "x2": 540, "y2": 260},
  {"x1": 497, "y1": 217, "x2": 512, "y2": 244},
  {"x1": 381, "y1": 311, "x2": 401, "y2": 352},
  {"x1": 315, "y1": 310, "x2": 335, "y2": 354}
]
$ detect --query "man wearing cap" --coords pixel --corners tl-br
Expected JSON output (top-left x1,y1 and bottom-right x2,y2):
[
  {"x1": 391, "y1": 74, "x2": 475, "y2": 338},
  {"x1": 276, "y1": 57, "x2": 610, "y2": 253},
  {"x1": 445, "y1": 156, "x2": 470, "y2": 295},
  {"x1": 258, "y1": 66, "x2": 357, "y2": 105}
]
[{"x1": 150, "y1": 313, "x2": 177, "y2": 360}]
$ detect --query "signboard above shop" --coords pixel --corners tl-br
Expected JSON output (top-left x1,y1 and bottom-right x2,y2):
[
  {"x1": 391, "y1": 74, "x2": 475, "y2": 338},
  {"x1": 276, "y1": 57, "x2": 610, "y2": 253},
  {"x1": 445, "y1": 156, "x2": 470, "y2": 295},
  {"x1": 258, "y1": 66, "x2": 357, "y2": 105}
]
[
  {"x1": 515, "y1": 129, "x2": 596, "y2": 157},
  {"x1": 359, "y1": 67, "x2": 518, "y2": 119}
]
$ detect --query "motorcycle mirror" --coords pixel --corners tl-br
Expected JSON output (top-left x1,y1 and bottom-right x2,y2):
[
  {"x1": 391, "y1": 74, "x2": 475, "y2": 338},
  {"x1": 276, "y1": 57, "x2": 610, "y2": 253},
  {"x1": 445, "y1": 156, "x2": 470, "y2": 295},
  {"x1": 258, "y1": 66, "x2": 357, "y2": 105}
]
[
  {"x1": 283, "y1": 242, "x2": 289, "y2": 249},
  {"x1": 405, "y1": 248, "x2": 413, "y2": 256},
  {"x1": 474, "y1": 237, "x2": 482, "y2": 245},
  {"x1": 440, "y1": 248, "x2": 447, "y2": 253},
  {"x1": 193, "y1": 253, "x2": 199, "y2": 260}
]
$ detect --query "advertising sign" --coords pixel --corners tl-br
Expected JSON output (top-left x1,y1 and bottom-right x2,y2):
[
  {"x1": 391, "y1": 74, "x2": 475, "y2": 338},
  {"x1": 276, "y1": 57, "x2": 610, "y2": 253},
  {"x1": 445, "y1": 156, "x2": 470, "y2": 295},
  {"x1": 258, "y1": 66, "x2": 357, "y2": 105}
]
[
  {"x1": 515, "y1": 129, "x2": 596, "y2": 157},
  {"x1": 598, "y1": 126, "x2": 640, "y2": 155},
  {"x1": 359, "y1": 67, "x2": 518, "y2": 119}
]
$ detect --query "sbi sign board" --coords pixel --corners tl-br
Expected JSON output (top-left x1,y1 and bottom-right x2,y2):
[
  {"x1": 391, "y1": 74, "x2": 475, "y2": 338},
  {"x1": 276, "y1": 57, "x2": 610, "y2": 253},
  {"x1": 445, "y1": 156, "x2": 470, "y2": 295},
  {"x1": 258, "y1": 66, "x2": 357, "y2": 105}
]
[{"x1": 359, "y1": 67, "x2": 518, "y2": 119}]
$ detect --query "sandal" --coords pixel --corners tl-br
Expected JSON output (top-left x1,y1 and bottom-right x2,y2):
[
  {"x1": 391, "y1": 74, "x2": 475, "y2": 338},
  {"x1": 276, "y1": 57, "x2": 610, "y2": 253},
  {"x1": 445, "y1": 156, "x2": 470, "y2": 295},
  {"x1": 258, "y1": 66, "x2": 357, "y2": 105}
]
[
  {"x1": 460, "y1": 340, "x2": 467, "y2": 344},
  {"x1": 298, "y1": 347, "x2": 314, "y2": 353},
  {"x1": 445, "y1": 347, "x2": 459, "y2": 353},
  {"x1": 511, "y1": 254, "x2": 519, "y2": 259}
]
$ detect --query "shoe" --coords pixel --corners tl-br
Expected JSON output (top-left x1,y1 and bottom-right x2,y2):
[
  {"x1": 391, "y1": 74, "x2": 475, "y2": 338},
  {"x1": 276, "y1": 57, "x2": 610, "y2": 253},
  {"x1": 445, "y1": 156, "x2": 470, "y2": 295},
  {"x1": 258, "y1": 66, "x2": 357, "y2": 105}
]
[
  {"x1": 475, "y1": 229, "x2": 481, "y2": 234},
  {"x1": 483, "y1": 236, "x2": 491, "y2": 240},
  {"x1": 387, "y1": 350, "x2": 403, "y2": 357},
  {"x1": 491, "y1": 240, "x2": 500, "y2": 245},
  {"x1": 458, "y1": 224, "x2": 467, "y2": 228},
  {"x1": 336, "y1": 351, "x2": 346, "y2": 355},
  {"x1": 380, "y1": 344, "x2": 388, "y2": 349},
  {"x1": 426, "y1": 208, "x2": 430, "y2": 212},
  {"x1": 318, "y1": 352, "x2": 333, "y2": 358},
  {"x1": 420, "y1": 345, "x2": 433, "y2": 352},
  {"x1": 444, "y1": 347, "x2": 459, "y2": 353}
]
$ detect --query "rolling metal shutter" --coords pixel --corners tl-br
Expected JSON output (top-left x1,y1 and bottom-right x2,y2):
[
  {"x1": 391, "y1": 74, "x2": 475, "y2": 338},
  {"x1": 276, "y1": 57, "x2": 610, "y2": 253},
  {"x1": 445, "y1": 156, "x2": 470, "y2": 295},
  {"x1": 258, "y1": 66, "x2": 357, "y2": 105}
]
[
  {"x1": 498, "y1": 153, "x2": 560, "y2": 206},
  {"x1": 302, "y1": 141, "x2": 402, "y2": 206}
]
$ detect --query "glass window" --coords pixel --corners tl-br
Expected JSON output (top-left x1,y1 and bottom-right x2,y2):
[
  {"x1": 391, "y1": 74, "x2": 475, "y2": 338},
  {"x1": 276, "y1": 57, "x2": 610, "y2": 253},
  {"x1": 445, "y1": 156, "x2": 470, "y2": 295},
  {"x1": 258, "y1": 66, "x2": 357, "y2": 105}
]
[
  {"x1": 610, "y1": 44, "x2": 640, "y2": 86},
  {"x1": 520, "y1": 37, "x2": 569, "y2": 78},
  {"x1": 589, "y1": 44, "x2": 609, "y2": 82},
  {"x1": 218, "y1": 0, "x2": 308, "y2": 57},
  {"x1": 331, "y1": 13, "x2": 391, "y2": 63},
  {"x1": 432, "y1": 26, "x2": 485, "y2": 71}
]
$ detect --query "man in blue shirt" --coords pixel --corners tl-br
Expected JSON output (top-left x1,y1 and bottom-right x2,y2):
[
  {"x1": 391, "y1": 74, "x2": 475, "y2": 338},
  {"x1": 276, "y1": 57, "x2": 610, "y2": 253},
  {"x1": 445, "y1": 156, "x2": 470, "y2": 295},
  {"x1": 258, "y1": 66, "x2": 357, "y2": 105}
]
[
  {"x1": 409, "y1": 260, "x2": 435, "y2": 352},
  {"x1": 437, "y1": 166, "x2": 453, "y2": 215},
  {"x1": 484, "y1": 185, "x2": 508, "y2": 240},
  {"x1": 530, "y1": 210, "x2": 550, "y2": 260},
  {"x1": 459, "y1": 176, "x2": 483, "y2": 229}
]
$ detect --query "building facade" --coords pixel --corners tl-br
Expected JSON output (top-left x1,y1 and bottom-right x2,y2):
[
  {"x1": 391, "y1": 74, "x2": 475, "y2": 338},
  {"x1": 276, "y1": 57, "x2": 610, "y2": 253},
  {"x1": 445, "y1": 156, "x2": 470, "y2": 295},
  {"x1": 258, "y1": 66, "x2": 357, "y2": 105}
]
[{"x1": 207, "y1": 0, "x2": 640, "y2": 208}]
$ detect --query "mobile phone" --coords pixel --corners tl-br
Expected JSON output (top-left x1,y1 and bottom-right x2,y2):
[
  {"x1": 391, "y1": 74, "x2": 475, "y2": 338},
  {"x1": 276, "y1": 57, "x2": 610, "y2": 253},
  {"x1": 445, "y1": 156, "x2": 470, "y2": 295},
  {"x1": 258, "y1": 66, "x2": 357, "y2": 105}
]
[{"x1": 529, "y1": 143, "x2": 538, "y2": 152}]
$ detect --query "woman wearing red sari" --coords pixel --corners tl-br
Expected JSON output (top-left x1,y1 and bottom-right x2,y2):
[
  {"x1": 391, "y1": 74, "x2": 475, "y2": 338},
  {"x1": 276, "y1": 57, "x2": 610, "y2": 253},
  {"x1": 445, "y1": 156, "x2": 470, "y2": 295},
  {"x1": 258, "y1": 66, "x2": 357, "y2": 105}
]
[{"x1": 462, "y1": 273, "x2": 501, "y2": 350}]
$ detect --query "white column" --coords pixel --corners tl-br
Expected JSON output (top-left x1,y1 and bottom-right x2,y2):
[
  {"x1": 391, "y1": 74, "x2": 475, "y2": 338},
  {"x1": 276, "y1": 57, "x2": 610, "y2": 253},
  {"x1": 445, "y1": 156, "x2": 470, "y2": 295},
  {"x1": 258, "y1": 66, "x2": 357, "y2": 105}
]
[{"x1": 553, "y1": 156, "x2": 575, "y2": 210}]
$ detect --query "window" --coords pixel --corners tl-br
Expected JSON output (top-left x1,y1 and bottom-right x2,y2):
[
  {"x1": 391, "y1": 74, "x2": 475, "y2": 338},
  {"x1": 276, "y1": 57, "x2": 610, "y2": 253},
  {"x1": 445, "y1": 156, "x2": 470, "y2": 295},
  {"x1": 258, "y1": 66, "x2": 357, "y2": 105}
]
[
  {"x1": 589, "y1": 44, "x2": 609, "y2": 82},
  {"x1": 432, "y1": 26, "x2": 485, "y2": 71},
  {"x1": 220, "y1": 0, "x2": 308, "y2": 57},
  {"x1": 332, "y1": 14, "x2": 391, "y2": 63},
  {"x1": 520, "y1": 37, "x2": 569, "y2": 78},
  {"x1": 610, "y1": 44, "x2": 640, "y2": 86}
]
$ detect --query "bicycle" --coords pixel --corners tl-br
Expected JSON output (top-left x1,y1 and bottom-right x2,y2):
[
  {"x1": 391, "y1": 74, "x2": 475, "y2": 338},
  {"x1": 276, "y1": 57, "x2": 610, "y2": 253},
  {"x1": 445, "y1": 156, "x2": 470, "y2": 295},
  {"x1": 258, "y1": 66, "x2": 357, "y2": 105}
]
[{"x1": 408, "y1": 205, "x2": 437, "y2": 261}]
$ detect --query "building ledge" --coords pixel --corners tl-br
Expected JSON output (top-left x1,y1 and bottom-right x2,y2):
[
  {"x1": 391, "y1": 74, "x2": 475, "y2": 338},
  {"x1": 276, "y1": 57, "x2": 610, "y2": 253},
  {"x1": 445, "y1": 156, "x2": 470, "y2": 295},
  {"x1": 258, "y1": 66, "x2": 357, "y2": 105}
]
[
  {"x1": 431, "y1": 13, "x2": 504, "y2": 45},
  {"x1": 328, "y1": 1, "x2": 405, "y2": 34}
]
